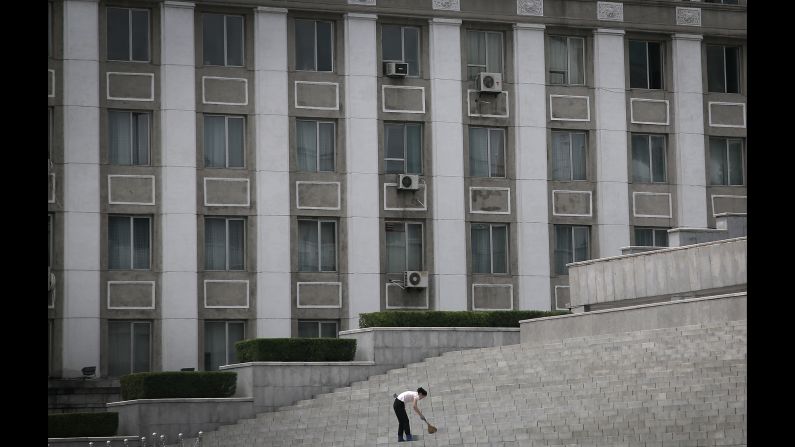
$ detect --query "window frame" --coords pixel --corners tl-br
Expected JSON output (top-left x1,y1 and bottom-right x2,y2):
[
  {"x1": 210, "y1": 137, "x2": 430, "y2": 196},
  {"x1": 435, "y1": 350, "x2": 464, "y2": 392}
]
[
  {"x1": 384, "y1": 122, "x2": 422, "y2": 175},
  {"x1": 294, "y1": 19, "x2": 335, "y2": 72},
  {"x1": 204, "y1": 217, "x2": 246, "y2": 271},
  {"x1": 466, "y1": 30, "x2": 504, "y2": 80},
  {"x1": 203, "y1": 320, "x2": 245, "y2": 371},
  {"x1": 628, "y1": 40, "x2": 663, "y2": 90},
  {"x1": 548, "y1": 35, "x2": 585, "y2": 86},
  {"x1": 106, "y1": 6, "x2": 151, "y2": 63},
  {"x1": 554, "y1": 225, "x2": 590, "y2": 275},
  {"x1": 634, "y1": 227, "x2": 669, "y2": 247},
  {"x1": 551, "y1": 130, "x2": 587, "y2": 181},
  {"x1": 297, "y1": 219, "x2": 338, "y2": 272},
  {"x1": 107, "y1": 320, "x2": 152, "y2": 377},
  {"x1": 381, "y1": 24, "x2": 421, "y2": 77},
  {"x1": 631, "y1": 133, "x2": 667, "y2": 184},
  {"x1": 108, "y1": 215, "x2": 152, "y2": 270},
  {"x1": 385, "y1": 221, "x2": 424, "y2": 273},
  {"x1": 202, "y1": 13, "x2": 245, "y2": 67},
  {"x1": 708, "y1": 137, "x2": 744, "y2": 186},
  {"x1": 469, "y1": 127, "x2": 506, "y2": 178},
  {"x1": 296, "y1": 119, "x2": 336, "y2": 172},
  {"x1": 204, "y1": 114, "x2": 246, "y2": 168},
  {"x1": 471, "y1": 223, "x2": 509, "y2": 275},
  {"x1": 706, "y1": 44, "x2": 741, "y2": 94},
  {"x1": 108, "y1": 110, "x2": 151, "y2": 166},
  {"x1": 297, "y1": 320, "x2": 339, "y2": 338}
]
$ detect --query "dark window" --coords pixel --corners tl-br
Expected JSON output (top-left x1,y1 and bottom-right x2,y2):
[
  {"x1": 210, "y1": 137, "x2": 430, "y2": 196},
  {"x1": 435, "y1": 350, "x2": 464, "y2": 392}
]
[
  {"x1": 707, "y1": 45, "x2": 740, "y2": 93},
  {"x1": 629, "y1": 40, "x2": 662, "y2": 89}
]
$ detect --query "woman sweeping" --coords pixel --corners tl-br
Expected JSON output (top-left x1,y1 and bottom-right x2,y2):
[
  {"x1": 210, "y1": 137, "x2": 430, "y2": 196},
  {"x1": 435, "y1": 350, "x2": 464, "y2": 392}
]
[{"x1": 392, "y1": 387, "x2": 428, "y2": 442}]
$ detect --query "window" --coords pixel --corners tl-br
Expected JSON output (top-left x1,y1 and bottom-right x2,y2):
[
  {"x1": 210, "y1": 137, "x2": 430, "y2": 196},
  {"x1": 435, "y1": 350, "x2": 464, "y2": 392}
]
[
  {"x1": 298, "y1": 220, "x2": 337, "y2": 272},
  {"x1": 707, "y1": 45, "x2": 740, "y2": 93},
  {"x1": 631, "y1": 134, "x2": 666, "y2": 183},
  {"x1": 469, "y1": 127, "x2": 505, "y2": 178},
  {"x1": 107, "y1": 7, "x2": 150, "y2": 62},
  {"x1": 205, "y1": 217, "x2": 245, "y2": 270},
  {"x1": 471, "y1": 224, "x2": 508, "y2": 274},
  {"x1": 296, "y1": 120, "x2": 335, "y2": 172},
  {"x1": 204, "y1": 321, "x2": 245, "y2": 371},
  {"x1": 549, "y1": 36, "x2": 584, "y2": 85},
  {"x1": 108, "y1": 321, "x2": 151, "y2": 376},
  {"x1": 48, "y1": 108, "x2": 53, "y2": 161},
  {"x1": 109, "y1": 216, "x2": 151, "y2": 270},
  {"x1": 382, "y1": 25, "x2": 420, "y2": 77},
  {"x1": 202, "y1": 13, "x2": 244, "y2": 66},
  {"x1": 298, "y1": 320, "x2": 338, "y2": 338},
  {"x1": 295, "y1": 19, "x2": 333, "y2": 72},
  {"x1": 635, "y1": 227, "x2": 669, "y2": 247},
  {"x1": 109, "y1": 111, "x2": 150, "y2": 165},
  {"x1": 709, "y1": 137, "x2": 744, "y2": 186},
  {"x1": 385, "y1": 222, "x2": 423, "y2": 273},
  {"x1": 629, "y1": 40, "x2": 663, "y2": 89},
  {"x1": 48, "y1": 215, "x2": 53, "y2": 268},
  {"x1": 467, "y1": 30, "x2": 503, "y2": 80},
  {"x1": 554, "y1": 225, "x2": 589, "y2": 275},
  {"x1": 49, "y1": 2, "x2": 52, "y2": 58},
  {"x1": 704, "y1": 0, "x2": 739, "y2": 4},
  {"x1": 385, "y1": 123, "x2": 422, "y2": 174},
  {"x1": 204, "y1": 115, "x2": 245, "y2": 168},
  {"x1": 551, "y1": 131, "x2": 586, "y2": 181}
]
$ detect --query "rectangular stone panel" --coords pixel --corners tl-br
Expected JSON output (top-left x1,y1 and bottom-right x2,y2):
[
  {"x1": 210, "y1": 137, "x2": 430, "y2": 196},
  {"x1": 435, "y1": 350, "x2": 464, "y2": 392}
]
[
  {"x1": 107, "y1": 281, "x2": 155, "y2": 309},
  {"x1": 470, "y1": 187, "x2": 511, "y2": 214},
  {"x1": 382, "y1": 86, "x2": 425, "y2": 113},
  {"x1": 108, "y1": 175, "x2": 155, "y2": 205},
  {"x1": 633, "y1": 192, "x2": 672, "y2": 218},
  {"x1": 202, "y1": 76, "x2": 248, "y2": 105},
  {"x1": 554, "y1": 285, "x2": 570, "y2": 310},
  {"x1": 49, "y1": 173, "x2": 56, "y2": 203},
  {"x1": 49, "y1": 69, "x2": 55, "y2": 97},
  {"x1": 549, "y1": 95, "x2": 590, "y2": 121},
  {"x1": 472, "y1": 284, "x2": 513, "y2": 310},
  {"x1": 709, "y1": 102, "x2": 746, "y2": 128},
  {"x1": 630, "y1": 98, "x2": 669, "y2": 125},
  {"x1": 711, "y1": 195, "x2": 746, "y2": 216},
  {"x1": 297, "y1": 282, "x2": 342, "y2": 308},
  {"x1": 205, "y1": 280, "x2": 249, "y2": 308},
  {"x1": 296, "y1": 181, "x2": 341, "y2": 210},
  {"x1": 386, "y1": 284, "x2": 428, "y2": 309},
  {"x1": 552, "y1": 190, "x2": 592, "y2": 217},
  {"x1": 384, "y1": 183, "x2": 427, "y2": 211},
  {"x1": 295, "y1": 81, "x2": 339, "y2": 110},
  {"x1": 107, "y1": 72, "x2": 155, "y2": 101},
  {"x1": 468, "y1": 90, "x2": 509, "y2": 118},
  {"x1": 204, "y1": 177, "x2": 250, "y2": 207}
]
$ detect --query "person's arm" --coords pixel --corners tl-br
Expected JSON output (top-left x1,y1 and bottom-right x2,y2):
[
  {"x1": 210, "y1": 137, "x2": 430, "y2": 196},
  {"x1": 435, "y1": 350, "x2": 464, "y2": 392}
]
[{"x1": 412, "y1": 400, "x2": 426, "y2": 421}]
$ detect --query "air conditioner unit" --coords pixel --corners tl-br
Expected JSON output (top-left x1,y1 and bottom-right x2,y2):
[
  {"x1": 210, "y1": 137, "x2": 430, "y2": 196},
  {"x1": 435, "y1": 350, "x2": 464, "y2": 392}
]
[
  {"x1": 477, "y1": 72, "x2": 502, "y2": 93},
  {"x1": 384, "y1": 62, "x2": 409, "y2": 78},
  {"x1": 397, "y1": 174, "x2": 420, "y2": 191},
  {"x1": 404, "y1": 271, "x2": 428, "y2": 288},
  {"x1": 48, "y1": 267, "x2": 56, "y2": 292}
]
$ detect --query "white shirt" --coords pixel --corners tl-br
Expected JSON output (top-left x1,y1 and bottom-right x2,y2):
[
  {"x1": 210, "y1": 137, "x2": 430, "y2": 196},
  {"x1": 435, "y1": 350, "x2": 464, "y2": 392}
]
[{"x1": 397, "y1": 391, "x2": 419, "y2": 403}]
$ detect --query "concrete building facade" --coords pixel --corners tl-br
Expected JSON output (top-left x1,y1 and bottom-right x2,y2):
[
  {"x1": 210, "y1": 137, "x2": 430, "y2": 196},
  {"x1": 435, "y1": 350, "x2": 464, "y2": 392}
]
[{"x1": 48, "y1": 0, "x2": 747, "y2": 377}]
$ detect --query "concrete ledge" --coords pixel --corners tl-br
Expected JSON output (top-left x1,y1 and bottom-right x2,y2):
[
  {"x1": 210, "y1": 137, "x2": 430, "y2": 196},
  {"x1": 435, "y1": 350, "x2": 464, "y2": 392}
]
[
  {"x1": 520, "y1": 292, "x2": 746, "y2": 345},
  {"x1": 48, "y1": 437, "x2": 141, "y2": 447}
]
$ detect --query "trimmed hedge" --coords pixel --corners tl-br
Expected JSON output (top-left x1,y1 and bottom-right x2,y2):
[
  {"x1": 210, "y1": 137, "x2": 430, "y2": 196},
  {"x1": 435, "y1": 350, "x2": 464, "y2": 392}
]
[
  {"x1": 236, "y1": 338, "x2": 356, "y2": 362},
  {"x1": 48, "y1": 412, "x2": 118, "y2": 438},
  {"x1": 120, "y1": 371, "x2": 237, "y2": 400},
  {"x1": 359, "y1": 310, "x2": 570, "y2": 328}
]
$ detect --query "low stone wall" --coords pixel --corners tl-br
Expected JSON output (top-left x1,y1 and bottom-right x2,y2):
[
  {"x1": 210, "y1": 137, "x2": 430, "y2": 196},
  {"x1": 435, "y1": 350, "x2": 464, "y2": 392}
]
[
  {"x1": 48, "y1": 378, "x2": 121, "y2": 414},
  {"x1": 48, "y1": 436, "x2": 141, "y2": 447},
  {"x1": 107, "y1": 398, "x2": 254, "y2": 442},
  {"x1": 520, "y1": 292, "x2": 746, "y2": 345}
]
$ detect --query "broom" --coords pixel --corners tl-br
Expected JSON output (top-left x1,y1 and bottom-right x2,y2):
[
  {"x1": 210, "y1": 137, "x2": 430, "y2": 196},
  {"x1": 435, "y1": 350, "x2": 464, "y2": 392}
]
[{"x1": 421, "y1": 417, "x2": 437, "y2": 434}]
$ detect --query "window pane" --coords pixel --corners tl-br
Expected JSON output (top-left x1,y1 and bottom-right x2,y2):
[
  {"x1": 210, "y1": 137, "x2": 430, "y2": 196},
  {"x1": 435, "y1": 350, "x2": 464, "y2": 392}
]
[
  {"x1": 405, "y1": 124, "x2": 422, "y2": 174},
  {"x1": 628, "y1": 40, "x2": 648, "y2": 89},
  {"x1": 109, "y1": 217, "x2": 131, "y2": 269},
  {"x1": 320, "y1": 221, "x2": 336, "y2": 271},
  {"x1": 471, "y1": 224, "x2": 491, "y2": 273},
  {"x1": 650, "y1": 135, "x2": 666, "y2": 182},
  {"x1": 632, "y1": 135, "x2": 651, "y2": 183},
  {"x1": 728, "y1": 140, "x2": 743, "y2": 185},
  {"x1": 131, "y1": 10, "x2": 149, "y2": 61},
  {"x1": 205, "y1": 218, "x2": 227, "y2": 270},
  {"x1": 203, "y1": 14, "x2": 225, "y2": 66},
  {"x1": 318, "y1": 122, "x2": 335, "y2": 171},
  {"x1": 226, "y1": 16, "x2": 244, "y2": 66},
  {"x1": 133, "y1": 113, "x2": 150, "y2": 165},
  {"x1": 204, "y1": 116, "x2": 226, "y2": 167},
  {"x1": 486, "y1": 32, "x2": 502, "y2": 74},
  {"x1": 386, "y1": 223, "x2": 406, "y2": 273},
  {"x1": 108, "y1": 321, "x2": 132, "y2": 376},
  {"x1": 404, "y1": 27, "x2": 420, "y2": 77},
  {"x1": 725, "y1": 47, "x2": 740, "y2": 94},
  {"x1": 647, "y1": 42, "x2": 662, "y2": 89},
  {"x1": 298, "y1": 321, "x2": 319, "y2": 338},
  {"x1": 295, "y1": 19, "x2": 315, "y2": 70},
  {"x1": 297, "y1": 120, "x2": 317, "y2": 172},
  {"x1": 635, "y1": 228, "x2": 653, "y2": 246},
  {"x1": 227, "y1": 322, "x2": 245, "y2": 363},
  {"x1": 385, "y1": 124, "x2": 405, "y2": 173},
  {"x1": 109, "y1": 111, "x2": 131, "y2": 165},
  {"x1": 709, "y1": 138, "x2": 727, "y2": 185},
  {"x1": 491, "y1": 226, "x2": 507, "y2": 274},
  {"x1": 228, "y1": 220, "x2": 245, "y2": 270},
  {"x1": 407, "y1": 224, "x2": 423, "y2": 271},
  {"x1": 569, "y1": 37, "x2": 584, "y2": 85},
  {"x1": 382, "y1": 25, "x2": 402, "y2": 61},
  {"x1": 107, "y1": 8, "x2": 130, "y2": 61},
  {"x1": 316, "y1": 21, "x2": 333, "y2": 71},
  {"x1": 467, "y1": 31, "x2": 485, "y2": 80},
  {"x1": 320, "y1": 322, "x2": 338, "y2": 338},
  {"x1": 554, "y1": 226, "x2": 572, "y2": 275},
  {"x1": 132, "y1": 322, "x2": 151, "y2": 373},
  {"x1": 298, "y1": 221, "x2": 318, "y2": 271},
  {"x1": 706, "y1": 45, "x2": 725, "y2": 93},
  {"x1": 571, "y1": 133, "x2": 587, "y2": 181},
  {"x1": 551, "y1": 132, "x2": 571, "y2": 181},
  {"x1": 469, "y1": 128, "x2": 489, "y2": 177},
  {"x1": 132, "y1": 217, "x2": 150, "y2": 269},
  {"x1": 227, "y1": 117, "x2": 245, "y2": 168},
  {"x1": 204, "y1": 321, "x2": 225, "y2": 371},
  {"x1": 489, "y1": 129, "x2": 505, "y2": 178},
  {"x1": 549, "y1": 36, "x2": 567, "y2": 82},
  {"x1": 573, "y1": 227, "x2": 589, "y2": 263},
  {"x1": 654, "y1": 229, "x2": 669, "y2": 247}
]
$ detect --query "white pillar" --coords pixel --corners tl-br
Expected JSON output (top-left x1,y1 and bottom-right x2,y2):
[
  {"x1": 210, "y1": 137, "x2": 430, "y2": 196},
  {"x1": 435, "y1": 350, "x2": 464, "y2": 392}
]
[
  {"x1": 254, "y1": 7, "x2": 291, "y2": 337},
  {"x1": 160, "y1": 1, "x2": 198, "y2": 371},
  {"x1": 513, "y1": 23, "x2": 551, "y2": 311},
  {"x1": 429, "y1": 18, "x2": 467, "y2": 310},
  {"x1": 61, "y1": 0, "x2": 100, "y2": 377},
  {"x1": 672, "y1": 33, "x2": 708, "y2": 228},
  {"x1": 593, "y1": 29, "x2": 631, "y2": 257},
  {"x1": 344, "y1": 13, "x2": 380, "y2": 328}
]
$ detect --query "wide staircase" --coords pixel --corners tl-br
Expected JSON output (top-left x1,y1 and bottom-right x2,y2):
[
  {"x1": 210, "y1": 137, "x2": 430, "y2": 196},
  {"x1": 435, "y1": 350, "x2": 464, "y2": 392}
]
[{"x1": 182, "y1": 319, "x2": 746, "y2": 446}]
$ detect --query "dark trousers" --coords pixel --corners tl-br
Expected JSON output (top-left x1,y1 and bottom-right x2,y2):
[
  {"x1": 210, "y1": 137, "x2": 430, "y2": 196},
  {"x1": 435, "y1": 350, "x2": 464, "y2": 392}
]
[{"x1": 393, "y1": 398, "x2": 411, "y2": 439}]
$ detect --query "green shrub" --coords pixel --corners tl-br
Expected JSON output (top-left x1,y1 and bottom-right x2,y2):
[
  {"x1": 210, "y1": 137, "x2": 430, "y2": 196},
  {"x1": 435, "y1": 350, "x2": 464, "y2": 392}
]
[
  {"x1": 48, "y1": 412, "x2": 118, "y2": 438},
  {"x1": 236, "y1": 338, "x2": 356, "y2": 362},
  {"x1": 359, "y1": 310, "x2": 570, "y2": 328},
  {"x1": 120, "y1": 371, "x2": 236, "y2": 400}
]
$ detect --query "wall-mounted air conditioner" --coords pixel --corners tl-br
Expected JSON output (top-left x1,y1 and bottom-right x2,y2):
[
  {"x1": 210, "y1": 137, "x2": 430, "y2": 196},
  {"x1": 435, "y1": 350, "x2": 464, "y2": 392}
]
[
  {"x1": 384, "y1": 62, "x2": 409, "y2": 78},
  {"x1": 404, "y1": 271, "x2": 428, "y2": 288},
  {"x1": 397, "y1": 174, "x2": 420, "y2": 191},
  {"x1": 477, "y1": 72, "x2": 502, "y2": 93}
]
